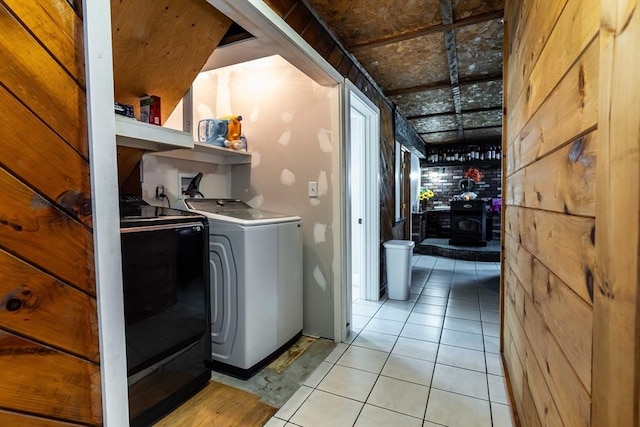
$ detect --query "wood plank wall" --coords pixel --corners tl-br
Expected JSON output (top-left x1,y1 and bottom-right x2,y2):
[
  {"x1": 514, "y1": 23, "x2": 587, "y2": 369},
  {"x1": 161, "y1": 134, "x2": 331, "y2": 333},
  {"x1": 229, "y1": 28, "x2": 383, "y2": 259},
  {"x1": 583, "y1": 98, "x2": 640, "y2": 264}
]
[
  {"x1": 503, "y1": 0, "x2": 640, "y2": 425},
  {"x1": 263, "y1": 0, "x2": 404, "y2": 292},
  {"x1": 592, "y1": 1, "x2": 640, "y2": 424},
  {"x1": 0, "y1": 1, "x2": 101, "y2": 425}
]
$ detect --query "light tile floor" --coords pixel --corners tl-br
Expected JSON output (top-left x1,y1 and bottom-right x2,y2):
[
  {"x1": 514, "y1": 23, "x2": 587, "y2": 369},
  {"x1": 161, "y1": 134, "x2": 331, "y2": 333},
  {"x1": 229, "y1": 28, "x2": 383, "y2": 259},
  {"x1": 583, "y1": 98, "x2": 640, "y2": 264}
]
[{"x1": 266, "y1": 255, "x2": 514, "y2": 427}]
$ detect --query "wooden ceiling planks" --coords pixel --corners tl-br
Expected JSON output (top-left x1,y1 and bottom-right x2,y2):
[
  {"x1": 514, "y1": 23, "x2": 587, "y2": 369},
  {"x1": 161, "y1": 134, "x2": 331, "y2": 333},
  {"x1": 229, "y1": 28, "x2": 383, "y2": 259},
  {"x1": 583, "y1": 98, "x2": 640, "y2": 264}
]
[
  {"x1": 462, "y1": 109, "x2": 503, "y2": 128},
  {"x1": 452, "y1": 0, "x2": 505, "y2": 20},
  {"x1": 460, "y1": 80, "x2": 503, "y2": 110},
  {"x1": 463, "y1": 126, "x2": 502, "y2": 140},
  {"x1": 304, "y1": 0, "x2": 505, "y2": 147},
  {"x1": 355, "y1": 32, "x2": 449, "y2": 90},
  {"x1": 391, "y1": 88, "x2": 454, "y2": 117},
  {"x1": 421, "y1": 130, "x2": 459, "y2": 144},
  {"x1": 455, "y1": 19, "x2": 504, "y2": 79},
  {"x1": 111, "y1": 0, "x2": 232, "y2": 123},
  {"x1": 307, "y1": 0, "x2": 442, "y2": 46},
  {"x1": 412, "y1": 114, "x2": 458, "y2": 134}
]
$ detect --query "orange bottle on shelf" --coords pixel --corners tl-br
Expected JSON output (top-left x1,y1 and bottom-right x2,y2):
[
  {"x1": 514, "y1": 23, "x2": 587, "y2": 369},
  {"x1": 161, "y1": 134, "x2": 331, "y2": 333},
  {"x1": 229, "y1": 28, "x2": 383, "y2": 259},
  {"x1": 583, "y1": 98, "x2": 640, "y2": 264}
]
[{"x1": 220, "y1": 115, "x2": 242, "y2": 141}]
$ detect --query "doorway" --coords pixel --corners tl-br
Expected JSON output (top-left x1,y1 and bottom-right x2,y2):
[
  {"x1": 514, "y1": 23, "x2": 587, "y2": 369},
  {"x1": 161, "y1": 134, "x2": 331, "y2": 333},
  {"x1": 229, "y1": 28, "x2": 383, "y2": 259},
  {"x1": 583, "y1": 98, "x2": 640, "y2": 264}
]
[{"x1": 343, "y1": 80, "x2": 380, "y2": 341}]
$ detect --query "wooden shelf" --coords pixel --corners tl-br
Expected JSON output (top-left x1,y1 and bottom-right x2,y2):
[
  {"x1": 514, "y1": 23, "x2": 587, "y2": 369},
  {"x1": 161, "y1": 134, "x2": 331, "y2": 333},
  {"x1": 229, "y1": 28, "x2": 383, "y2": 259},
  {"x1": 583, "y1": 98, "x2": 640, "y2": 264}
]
[
  {"x1": 151, "y1": 142, "x2": 251, "y2": 165},
  {"x1": 114, "y1": 115, "x2": 251, "y2": 164},
  {"x1": 115, "y1": 115, "x2": 193, "y2": 151}
]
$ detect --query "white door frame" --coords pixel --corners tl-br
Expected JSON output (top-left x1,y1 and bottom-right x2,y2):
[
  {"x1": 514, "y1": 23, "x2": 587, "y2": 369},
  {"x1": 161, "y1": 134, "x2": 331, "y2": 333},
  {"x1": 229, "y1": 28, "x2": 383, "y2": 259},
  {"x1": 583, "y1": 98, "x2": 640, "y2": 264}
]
[
  {"x1": 341, "y1": 79, "x2": 380, "y2": 340},
  {"x1": 83, "y1": 1, "x2": 130, "y2": 425}
]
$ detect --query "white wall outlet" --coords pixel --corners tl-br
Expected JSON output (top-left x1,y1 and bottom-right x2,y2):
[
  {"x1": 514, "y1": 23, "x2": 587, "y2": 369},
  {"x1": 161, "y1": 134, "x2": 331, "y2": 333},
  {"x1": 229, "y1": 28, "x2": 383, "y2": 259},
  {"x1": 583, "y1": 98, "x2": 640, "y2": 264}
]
[{"x1": 308, "y1": 181, "x2": 318, "y2": 198}]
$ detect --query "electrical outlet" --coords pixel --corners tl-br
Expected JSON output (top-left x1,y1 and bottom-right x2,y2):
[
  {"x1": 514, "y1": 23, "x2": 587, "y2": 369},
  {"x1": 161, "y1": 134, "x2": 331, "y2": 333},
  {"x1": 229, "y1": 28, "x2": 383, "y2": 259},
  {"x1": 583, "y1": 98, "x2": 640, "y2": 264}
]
[
  {"x1": 308, "y1": 181, "x2": 318, "y2": 198},
  {"x1": 155, "y1": 184, "x2": 165, "y2": 200}
]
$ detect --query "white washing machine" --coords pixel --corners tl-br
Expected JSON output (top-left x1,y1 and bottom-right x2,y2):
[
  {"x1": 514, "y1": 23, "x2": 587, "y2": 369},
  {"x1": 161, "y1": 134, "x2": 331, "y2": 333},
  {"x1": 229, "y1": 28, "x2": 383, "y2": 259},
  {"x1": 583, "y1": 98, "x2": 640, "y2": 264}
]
[{"x1": 174, "y1": 198, "x2": 303, "y2": 378}]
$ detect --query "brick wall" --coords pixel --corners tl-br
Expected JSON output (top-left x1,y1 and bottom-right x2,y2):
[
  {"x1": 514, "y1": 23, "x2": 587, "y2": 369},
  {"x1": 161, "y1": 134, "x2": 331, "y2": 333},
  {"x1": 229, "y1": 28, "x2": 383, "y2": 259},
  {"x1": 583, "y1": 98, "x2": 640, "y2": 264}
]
[
  {"x1": 420, "y1": 164, "x2": 501, "y2": 207},
  {"x1": 420, "y1": 164, "x2": 502, "y2": 239}
]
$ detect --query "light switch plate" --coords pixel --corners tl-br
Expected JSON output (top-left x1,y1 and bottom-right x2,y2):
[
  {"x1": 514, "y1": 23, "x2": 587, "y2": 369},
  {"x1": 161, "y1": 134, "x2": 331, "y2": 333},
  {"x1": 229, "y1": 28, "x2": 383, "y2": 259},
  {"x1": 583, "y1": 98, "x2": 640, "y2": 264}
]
[{"x1": 308, "y1": 181, "x2": 318, "y2": 198}]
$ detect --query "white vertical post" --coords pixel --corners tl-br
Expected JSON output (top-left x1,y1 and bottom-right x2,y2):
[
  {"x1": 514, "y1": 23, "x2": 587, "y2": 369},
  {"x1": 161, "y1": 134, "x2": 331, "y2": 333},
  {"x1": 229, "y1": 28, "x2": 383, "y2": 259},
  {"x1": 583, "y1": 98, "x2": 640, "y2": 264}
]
[{"x1": 83, "y1": 0, "x2": 129, "y2": 425}]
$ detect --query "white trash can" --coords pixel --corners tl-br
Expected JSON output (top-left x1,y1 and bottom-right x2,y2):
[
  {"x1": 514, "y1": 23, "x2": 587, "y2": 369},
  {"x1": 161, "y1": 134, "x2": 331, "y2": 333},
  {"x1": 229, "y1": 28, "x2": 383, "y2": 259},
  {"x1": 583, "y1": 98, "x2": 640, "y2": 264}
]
[{"x1": 383, "y1": 240, "x2": 415, "y2": 300}]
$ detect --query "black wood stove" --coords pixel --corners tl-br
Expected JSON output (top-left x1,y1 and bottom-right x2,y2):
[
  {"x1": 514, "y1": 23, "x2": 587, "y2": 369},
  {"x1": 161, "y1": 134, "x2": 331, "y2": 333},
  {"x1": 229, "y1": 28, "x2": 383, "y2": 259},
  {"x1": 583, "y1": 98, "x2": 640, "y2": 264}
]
[{"x1": 449, "y1": 200, "x2": 487, "y2": 246}]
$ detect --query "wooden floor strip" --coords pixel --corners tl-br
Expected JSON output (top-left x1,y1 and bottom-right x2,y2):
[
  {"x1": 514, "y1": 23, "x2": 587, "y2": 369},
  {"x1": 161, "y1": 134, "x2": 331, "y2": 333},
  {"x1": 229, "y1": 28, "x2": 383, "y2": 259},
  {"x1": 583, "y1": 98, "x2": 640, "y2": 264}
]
[
  {"x1": 267, "y1": 335, "x2": 317, "y2": 373},
  {"x1": 154, "y1": 381, "x2": 277, "y2": 427}
]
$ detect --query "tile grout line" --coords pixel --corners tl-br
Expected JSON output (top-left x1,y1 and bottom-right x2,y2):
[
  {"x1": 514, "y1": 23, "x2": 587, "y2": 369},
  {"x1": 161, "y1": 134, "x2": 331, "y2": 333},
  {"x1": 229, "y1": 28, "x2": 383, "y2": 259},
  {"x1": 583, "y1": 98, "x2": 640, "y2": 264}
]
[
  {"x1": 276, "y1": 255, "x2": 503, "y2": 426},
  {"x1": 422, "y1": 254, "x2": 452, "y2": 423},
  {"x1": 476, "y1": 259, "x2": 495, "y2": 427}
]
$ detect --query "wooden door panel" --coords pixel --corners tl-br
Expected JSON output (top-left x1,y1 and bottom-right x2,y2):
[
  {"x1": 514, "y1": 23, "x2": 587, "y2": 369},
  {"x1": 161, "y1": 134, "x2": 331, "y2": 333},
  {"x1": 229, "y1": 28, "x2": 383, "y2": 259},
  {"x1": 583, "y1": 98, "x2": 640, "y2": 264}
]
[
  {"x1": 0, "y1": 249, "x2": 99, "y2": 362},
  {"x1": 0, "y1": 331, "x2": 101, "y2": 425},
  {"x1": 0, "y1": 168, "x2": 95, "y2": 296},
  {"x1": 0, "y1": 87, "x2": 92, "y2": 227},
  {"x1": 0, "y1": 5, "x2": 88, "y2": 157}
]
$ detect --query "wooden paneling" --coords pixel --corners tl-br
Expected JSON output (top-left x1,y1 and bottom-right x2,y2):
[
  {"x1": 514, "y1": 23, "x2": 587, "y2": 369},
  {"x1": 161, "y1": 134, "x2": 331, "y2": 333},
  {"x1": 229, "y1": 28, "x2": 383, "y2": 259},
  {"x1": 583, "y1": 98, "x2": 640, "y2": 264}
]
[
  {"x1": 517, "y1": 131, "x2": 597, "y2": 217},
  {"x1": 0, "y1": 332, "x2": 101, "y2": 425},
  {"x1": 505, "y1": 0, "x2": 568, "y2": 111},
  {"x1": 2, "y1": 0, "x2": 85, "y2": 87},
  {"x1": 504, "y1": 168, "x2": 524, "y2": 206},
  {"x1": 498, "y1": 0, "x2": 640, "y2": 425},
  {"x1": 531, "y1": 257, "x2": 592, "y2": 390},
  {"x1": 111, "y1": 0, "x2": 232, "y2": 122},
  {"x1": 507, "y1": 0, "x2": 596, "y2": 130},
  {"x1": 505, "y1": 206, "x2": 595, "y2": 304},
  {"x1": 522, "y1": 332, "x2": 563, "y2": 426},
  {"x1": 0, "y1": 4, "x2": 88, "y2": 157},
  {"x1": 0, "y1": 169, "x2": 95, "y2": 296},
  {"x1": 0, "y1": 250, "x2": 99, "y2": 361},
  {"x1": 0, "y1": 87, "x2": 92, "y2": 227},
  {"x1": 0, "y1": 0, "x2": 99, "y2": 423},
  {"x1": 502, "y1": 326, "x2": 523, "y2": 402},
  {"x1": 116, "y1": 146, "x2": 145, "y2": 189},
  {"x1": 518, "y1": 378, "x2": 543, "y2": 427},
  {"x1": 524, "y1": 295, "x2": 591, "y2": 425},
  {"x1": 507, "y1": 38, "x2": 599, "y2": 175},
  {"x1": 592, "y1": 0, "x2": 640, "y2": 425}
]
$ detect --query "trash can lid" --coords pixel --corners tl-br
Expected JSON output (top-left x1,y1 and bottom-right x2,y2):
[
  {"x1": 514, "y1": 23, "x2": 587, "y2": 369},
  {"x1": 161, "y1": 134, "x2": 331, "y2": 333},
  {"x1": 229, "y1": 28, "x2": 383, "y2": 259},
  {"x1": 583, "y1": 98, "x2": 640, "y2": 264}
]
[{"x1": 383, "y1": 240, "x2": 416, "y2": 249}]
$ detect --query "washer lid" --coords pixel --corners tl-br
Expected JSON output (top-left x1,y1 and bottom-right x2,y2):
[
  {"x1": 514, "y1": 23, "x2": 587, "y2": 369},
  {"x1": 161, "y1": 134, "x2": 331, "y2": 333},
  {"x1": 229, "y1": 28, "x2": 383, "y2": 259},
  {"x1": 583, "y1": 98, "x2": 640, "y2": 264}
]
[{"x1": 182, "y1": 198, "x2": 299, "y2": 224}]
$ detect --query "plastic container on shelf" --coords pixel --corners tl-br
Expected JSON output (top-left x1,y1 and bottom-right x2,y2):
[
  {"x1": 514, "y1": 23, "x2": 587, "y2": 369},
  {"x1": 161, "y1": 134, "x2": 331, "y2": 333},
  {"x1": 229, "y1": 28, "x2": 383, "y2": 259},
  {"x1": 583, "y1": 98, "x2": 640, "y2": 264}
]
[{"x1": 383, "y1": 240, "x2": 415, "y2": 300}]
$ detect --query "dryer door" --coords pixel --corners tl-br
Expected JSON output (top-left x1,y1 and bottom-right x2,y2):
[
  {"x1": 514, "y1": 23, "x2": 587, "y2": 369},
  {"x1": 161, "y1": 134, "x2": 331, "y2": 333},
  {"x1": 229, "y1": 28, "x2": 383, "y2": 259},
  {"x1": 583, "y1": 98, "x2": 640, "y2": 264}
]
[{"x1": 209, "y1": 234, "x2": 237, "y2": 359}]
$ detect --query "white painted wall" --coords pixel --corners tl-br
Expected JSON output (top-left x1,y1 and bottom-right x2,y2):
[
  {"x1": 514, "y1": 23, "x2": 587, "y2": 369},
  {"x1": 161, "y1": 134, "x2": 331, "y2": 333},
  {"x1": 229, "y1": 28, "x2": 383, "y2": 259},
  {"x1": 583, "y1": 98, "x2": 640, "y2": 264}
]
[
  {"x1": 146, "y1": 55, "x2": 340, "y2": 338},
  {"x1": 141, "y1": 156, "x2": 231, "y2": 203}
]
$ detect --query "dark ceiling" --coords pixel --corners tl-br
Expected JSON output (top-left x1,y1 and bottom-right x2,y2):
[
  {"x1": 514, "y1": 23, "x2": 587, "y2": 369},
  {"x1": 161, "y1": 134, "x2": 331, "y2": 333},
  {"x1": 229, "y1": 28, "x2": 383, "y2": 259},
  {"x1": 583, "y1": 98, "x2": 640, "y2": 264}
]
[{"x1": 304, "y1": 0, "x2": 505, "y2": 148}]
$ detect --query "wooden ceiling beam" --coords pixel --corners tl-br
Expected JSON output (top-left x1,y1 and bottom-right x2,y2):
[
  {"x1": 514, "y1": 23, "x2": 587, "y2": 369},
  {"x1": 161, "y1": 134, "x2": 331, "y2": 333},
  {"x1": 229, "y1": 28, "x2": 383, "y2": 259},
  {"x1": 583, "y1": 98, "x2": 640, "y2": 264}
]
[
  {"x1": 349, "y1": 9, "x2": 504, "y2": 53},
  {"x1": 407, "y1": 106, "x2": 502, "y2": 121},
  {"x1": 439, "y1": 0, "x2": 464, "y2": 140},
  {"x1": 386, "y1": 72, "x2": 503, "y2": 97},
  {"x1": 419, "y1": 124, "x2": 502, "y2": 136}
]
